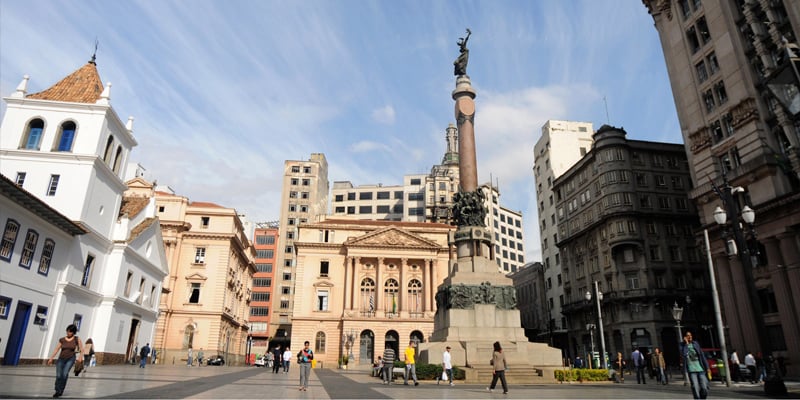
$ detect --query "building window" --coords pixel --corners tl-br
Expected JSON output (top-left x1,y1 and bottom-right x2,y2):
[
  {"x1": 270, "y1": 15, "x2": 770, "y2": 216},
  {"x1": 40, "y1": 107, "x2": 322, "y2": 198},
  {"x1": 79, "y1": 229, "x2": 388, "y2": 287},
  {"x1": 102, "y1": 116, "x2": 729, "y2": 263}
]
[
  {"x1": 384, "y1": 278, "x2": 399, "y2": 313},
  {"x1": 410, "y1": 178, "x2": 421, "y2": 185},
  {"x1": 361, "y1": 278, "x2": 376, "y2": 313},
  {"x1": 73, "y1": 314, "x2": 82, "y2": 331},
  {"x1": 14, "y1": 172, "x2": 26, "y2": 187},
  {"x1": 250, "y1": 306, "x2": 270, "y2": 316},
  {"x1": 256, "y1": 249, "x2": 274, "y2": 259},
  {"x1": 18, "y1": 229, "x2": 38, "y2": 269},
  {"x1": 695, "y1": 60, "x2": 708, "y2": 83},
  {"x1": 33, "y1": 305, "x2": 48, "y2": 325},
  {"x1": 713, "y1": 80, "x2": 728, "y2": 104},
  {"x1": 303, "y1": 166, "x2": 311, "y2": 173},
  {"x1": 251, "y1": 292, "x2": 271, "y2": 301},
  {"x1": 189, "y1": 283, "x2": 201, "y2": 303},
  {"x1": 320, "y1": 261, "x2": 329, "y2": 277},
  {"x1": 334, "y1": 194, "x2": 343, "y2": 202},
  {"x1": 195, "y1": 248, "x2": 206, "y2": 264},
  {"x1": 623, "y1": 249, "x2": 635, "y2": 263},
  {"x1": 0, "y1": 219, "x2": 20, "y2": 262},
  {"x1": 707, "y1": 52, "x2": 720, "y2": 75},
  {"x1": 0, "y1": 296, "x2": 11, "y2": 319},
  {"x1": 55, "y1": 121, "x2": 77, "y2": 152},
  {"x1": 301, "y1": 192, "x2": 309, "y2": 199},
  {"x1": 81, "y1": 254, "x2": 94, "y2": 287},
  {"x1": 315, "y1": 331, "x2": 326, "y2": 353},
  {"x1": 302, "y1": 178, "x2": 310, "y2": 186},
  {"x1": 696, "y1": 16, "x2": 711, "y2": 44},
  {"x1": 46, "y1": 175, "x2": 60, "y2": 196},
  {"x1": 283, "y1": 272, "x2": 292, "y2": 281},
  {"x1": 686, "y1": 26, "x2": 700, "y2": 53},
  {"x1": 37, "y1": 239, "x2": 54, "y2": 275},
  {"x1": 359, "y1": 206, "x2": 373, "y2": 214},
  {"x1": 255, "y1": 263, "x2": 273, "y2": 273},
  {"x1": 291, "y1": 178, "x2": 299, "y2": 185},
  {"x1": 649, "y1": 246, "x2": 663, "y2": 261},
  {"x1": 22, "y1": 118, "x2": 45, "y2": 150},
  {"x1": 316, "y1": 289, "x2": 329, "y2": 311},
  {"x1": 291, "y1": 166, "x2": 300, "y2": 173},
  {"x1": 359, "y1": 192, "x2": 373, "y2": 200},
  {"x1": 256, "y1": 235, "x2": 276, "y2": 245},
  {"x1": 253, "y1": 278, "x2": 272, "y2": 287},
  {"x1": 626, "y1": 274, "x2": 640, "y2": 289},
  {"x1": 285, "y1": 246, "x2": 292, "y2": 254},
  {"x1": 703, "y1": 89, "x2": 716, "y2": 112},
  {"x1": 201, "y1": 216, "x2": 210, "y2": 228},
  {"x1": 280, "y1": 300, "x2": 290, "y2": 309},
  {"x1": 670, "y1": 246, "x2": 682, "y2": 262},
  {"x1": 183, "y1": 325, "x2": 195, "y2": 349},
  {"x1": 124, "y1": 271, "x2": 133, "y2": 297}
]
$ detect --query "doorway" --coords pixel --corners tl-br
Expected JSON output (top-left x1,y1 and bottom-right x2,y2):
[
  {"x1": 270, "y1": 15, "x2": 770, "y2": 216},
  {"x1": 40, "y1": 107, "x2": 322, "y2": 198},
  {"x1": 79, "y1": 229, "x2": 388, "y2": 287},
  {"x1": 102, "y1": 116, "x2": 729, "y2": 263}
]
[
  {"x1": 126, "y1": 318, "x2": 140, "y2": 364},
  {"x1": 359, "y1": 330, "x2": 374, "y2": 364},
  {"x1": 2, "y1": 301, "x2": 32, "y2": 365}
]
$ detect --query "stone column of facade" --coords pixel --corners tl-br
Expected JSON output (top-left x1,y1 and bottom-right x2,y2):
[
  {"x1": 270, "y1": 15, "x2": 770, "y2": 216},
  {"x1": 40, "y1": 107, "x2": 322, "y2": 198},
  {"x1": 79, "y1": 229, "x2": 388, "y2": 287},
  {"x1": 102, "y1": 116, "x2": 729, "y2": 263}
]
[
  {"x1": 428, "y1": 259, "x2": 436, "y2": 312},
  {"x1": 422, "y1": 260, "x2": 428, "y2": 312},
  {"x1": 344, "y1": 256, "x2": 352, "y2": 310},
  {"x1": 353, "y1": 257, "x2": 361, "y2": 312},
  {"x1": 714, "y1": 254, "x2": 744, "y2": 352},
  {"x1": 767, "y1": 236, "x2": 800, "y2": 375},
  {"x1": 400, "y1": 258, "x2": 407, "y2": 314},
  {"x1": 376, "y1": 257, "x2": 384, "y2": 312}
]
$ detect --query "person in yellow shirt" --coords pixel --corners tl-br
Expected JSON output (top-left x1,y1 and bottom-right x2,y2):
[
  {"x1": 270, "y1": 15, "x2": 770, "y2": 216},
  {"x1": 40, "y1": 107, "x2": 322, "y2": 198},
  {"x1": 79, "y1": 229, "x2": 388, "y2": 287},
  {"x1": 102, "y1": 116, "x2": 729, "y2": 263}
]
[{"x1": 403, "y1": 341, "x2": 418, "y2": 386}]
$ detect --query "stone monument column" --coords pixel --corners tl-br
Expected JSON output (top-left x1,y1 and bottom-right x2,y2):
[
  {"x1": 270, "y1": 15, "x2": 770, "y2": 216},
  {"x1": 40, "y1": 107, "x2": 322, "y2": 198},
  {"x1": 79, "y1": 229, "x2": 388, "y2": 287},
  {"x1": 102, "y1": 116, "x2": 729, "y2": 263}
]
[{"x1": 418, "y1": 29, "x2": 562, "y2": 384}]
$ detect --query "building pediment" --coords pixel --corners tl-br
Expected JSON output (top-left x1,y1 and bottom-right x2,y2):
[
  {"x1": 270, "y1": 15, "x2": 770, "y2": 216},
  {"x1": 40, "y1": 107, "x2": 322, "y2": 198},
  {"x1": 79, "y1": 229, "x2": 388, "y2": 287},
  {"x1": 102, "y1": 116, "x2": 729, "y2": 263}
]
[
  {"x1": 344, "y1": 227, "x2": 441, "y2": 249},
  {"x1": 313, "y1": 280, "x2": 335, "y2": 288},
  {"x1": 185, "y1": 272, "x2": 207, "y2": 281}
]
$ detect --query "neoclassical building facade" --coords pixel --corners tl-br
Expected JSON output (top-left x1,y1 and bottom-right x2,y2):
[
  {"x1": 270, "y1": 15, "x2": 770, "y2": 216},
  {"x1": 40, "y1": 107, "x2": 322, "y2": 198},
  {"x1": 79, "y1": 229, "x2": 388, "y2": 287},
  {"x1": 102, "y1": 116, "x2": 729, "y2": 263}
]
[{"x1": 290, "y1": 219, "x2": 453, "y2": 368}]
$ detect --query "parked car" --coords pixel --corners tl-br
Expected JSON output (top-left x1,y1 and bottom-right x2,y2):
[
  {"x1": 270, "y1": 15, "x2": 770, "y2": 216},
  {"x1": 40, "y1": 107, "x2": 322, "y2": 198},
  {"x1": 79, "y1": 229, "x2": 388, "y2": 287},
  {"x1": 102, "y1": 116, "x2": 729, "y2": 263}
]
[
  {"x1": 254, "y1": 356, "x2": 268, "y2": 367},
  {"x1": 702, "y1": 349, "x2": 752, "y2": 382},
  {"x1": 207, "y1": 355, "x2": 225, "y2": 366}
]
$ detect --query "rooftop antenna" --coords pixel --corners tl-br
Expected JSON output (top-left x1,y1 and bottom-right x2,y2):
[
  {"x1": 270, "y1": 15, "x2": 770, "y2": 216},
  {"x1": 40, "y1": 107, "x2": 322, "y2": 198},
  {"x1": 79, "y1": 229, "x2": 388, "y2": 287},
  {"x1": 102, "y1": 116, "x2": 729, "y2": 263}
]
[
  {"x1": 603, "y1": 96, "x2": 611, "y2": 124},
  {"x1": 90, "y1": 38, "x2": 99, "y2": 64}
]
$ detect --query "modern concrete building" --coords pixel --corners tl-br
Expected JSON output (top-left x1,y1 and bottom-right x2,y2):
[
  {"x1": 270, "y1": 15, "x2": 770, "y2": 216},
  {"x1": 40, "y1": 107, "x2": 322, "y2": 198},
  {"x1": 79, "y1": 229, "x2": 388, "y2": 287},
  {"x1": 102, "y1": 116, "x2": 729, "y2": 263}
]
[
  {"x1": 272, "y1": 154, "x2": 329, "y2": 347},
  {"x1": 250, "y1": 222, "x2": 279, "y2": 355},
  {"x1": 481, "y1": 183, "x2": 526, "y2": 273},
  {"x1": 150, "y1": 185, "x2": 255, "y2": 365},
  {"x1": 330, "y1": 181, "x2": 406, "y2": 221},
  {"x1": 533, "y1": 120, "x2": 594, "y2": 351},
  {"x1": 0, "y1": 59, "x2": 169, "y2": 364},
  {"x1": 289, "y1": 218, "x2": 453, "y2": 368},
  {"x1": 555, "y1": 125, "x2": 707, "y2": 368},
  {"x1": 643, "y1": 0, "x2": 800, "y2": 376}
]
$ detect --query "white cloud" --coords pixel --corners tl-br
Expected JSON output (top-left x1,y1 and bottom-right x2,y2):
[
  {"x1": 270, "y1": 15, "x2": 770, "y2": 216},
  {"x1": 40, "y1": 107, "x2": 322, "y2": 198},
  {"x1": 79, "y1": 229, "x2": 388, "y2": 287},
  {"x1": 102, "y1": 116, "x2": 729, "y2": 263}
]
[
  {"x1": 349, "y1": 140, "x2": 391, "y2": 153},
  {"x1": 371, "y1": 105, "x2": 396, "y2": 124}
]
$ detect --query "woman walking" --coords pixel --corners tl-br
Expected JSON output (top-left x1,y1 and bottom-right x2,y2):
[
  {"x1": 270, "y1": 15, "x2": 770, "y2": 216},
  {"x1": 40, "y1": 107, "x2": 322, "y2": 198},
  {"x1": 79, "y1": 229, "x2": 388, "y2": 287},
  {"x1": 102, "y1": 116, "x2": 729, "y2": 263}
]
[
  {"x1": 486, "y1": 341, "x2": 508, "y2": 394},
  {"x1": 80, "y1": 338, "x2": 94, "y2": 375},
  {"x1": 47, "y1": 324, "x2": 84, "y2": 398}
]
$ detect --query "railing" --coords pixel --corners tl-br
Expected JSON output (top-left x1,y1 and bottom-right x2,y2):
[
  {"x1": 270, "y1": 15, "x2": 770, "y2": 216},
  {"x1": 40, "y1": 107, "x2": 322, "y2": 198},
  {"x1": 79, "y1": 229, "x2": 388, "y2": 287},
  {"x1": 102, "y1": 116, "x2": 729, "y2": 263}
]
[{"x1": 359, "y1": 311, "x2": 375, "y2": 318}]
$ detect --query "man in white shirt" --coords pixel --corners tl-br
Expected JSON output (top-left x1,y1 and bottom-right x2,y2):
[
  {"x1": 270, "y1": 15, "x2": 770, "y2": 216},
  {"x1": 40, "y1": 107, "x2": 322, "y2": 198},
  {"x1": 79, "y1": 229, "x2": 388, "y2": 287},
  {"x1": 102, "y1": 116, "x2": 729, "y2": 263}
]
[
  {"x1": 744, "y1": 352, "x2": 757, "y2": 384},
  {"x1": 441, "y1": 346, "x2": 454, "y2": 386},
  {"x1": 730, "y1": 350, "x2": 740, "y2": 382}
]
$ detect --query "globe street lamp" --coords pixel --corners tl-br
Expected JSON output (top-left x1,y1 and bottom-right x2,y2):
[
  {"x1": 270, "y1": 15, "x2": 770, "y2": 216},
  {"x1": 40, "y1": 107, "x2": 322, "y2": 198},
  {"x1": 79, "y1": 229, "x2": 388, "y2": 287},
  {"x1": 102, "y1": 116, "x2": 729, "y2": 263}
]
[
  {"x1": 585, "y1": 281, "x2": 607, "y2": 369},
  {"x1": 711, "y1": 181, "x2": 786, "y2": 395}
]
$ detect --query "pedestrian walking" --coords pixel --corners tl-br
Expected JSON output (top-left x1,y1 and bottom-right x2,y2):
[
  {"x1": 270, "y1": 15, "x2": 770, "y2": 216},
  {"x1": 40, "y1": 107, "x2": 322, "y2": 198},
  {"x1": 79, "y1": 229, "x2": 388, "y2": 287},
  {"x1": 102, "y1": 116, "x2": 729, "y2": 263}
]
[
  {"x1": 266, "y1": 351, "x2": 274, "y2": 368},
  {"x1": 132, "y1": 344, "x2": 138, "y2": 365},
  {"x1": 744, "y1": 351, "x2": 757, "y2": 383},
  {"x1": 632, "y1": 348, "x2": 646, "y2": 384},
  {"x1": 653, "y1": 348, "x2": 667, "y2": 385},
  {"x1": 730, "y1": 350, "x2": 740, "y2": 382},
  {"x1": 440, "y1": 346, "x2": 454, "y2": 386},
  {"x1": 46, "y1": 324, "x2": 84, "y2": 398},
  {"x1": 139, "y1": 343, "x2": 150, "y2": 368},
  {"x1": 756, "y1": 352, "x2": 766, "y2": 383},
  {"x1": 680, "y1": 331, "x2": 709, "y2": 399},
  {"x1": 486, "y1": 341, "x2": 508, "y2": 394},
  {"x1": 81, "y1": 339, "x2": 94, "y2": 375},
  {"x1": 197, "y1": 348, "x2": 205, "y2": 366},
  {"x1": 614, "y1": 352, "x2": 626, "y2": 383},
  {"x1": 272, "y1": 346, "x2": 282, "y2": 374},
  {"x1": 382, "y1": 346, "x2": 396, "y2": 384},
  {"x1": 297, "y1": 341, "x2": 314, "y2": 391},
  {"x1": 403, "y1": 341, "x2": 418, "y2": 386},
  {"x1": 151, "y1": 348, "x2": 157, "y2": 364},
  {"x1": 187, "y1": 348, "x2": 193, "y2": 366},
  {"x1": 283, "y1": 347, "x2": 293, "y2": 373}
]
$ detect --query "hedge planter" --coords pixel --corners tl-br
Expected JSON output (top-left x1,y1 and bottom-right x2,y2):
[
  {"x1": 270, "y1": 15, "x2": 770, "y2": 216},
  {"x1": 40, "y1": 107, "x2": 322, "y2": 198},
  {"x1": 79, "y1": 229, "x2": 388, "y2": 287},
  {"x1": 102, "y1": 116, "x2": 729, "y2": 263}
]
[{"x1": 554, "y1": 369, "x2": 611, "y2": 383}]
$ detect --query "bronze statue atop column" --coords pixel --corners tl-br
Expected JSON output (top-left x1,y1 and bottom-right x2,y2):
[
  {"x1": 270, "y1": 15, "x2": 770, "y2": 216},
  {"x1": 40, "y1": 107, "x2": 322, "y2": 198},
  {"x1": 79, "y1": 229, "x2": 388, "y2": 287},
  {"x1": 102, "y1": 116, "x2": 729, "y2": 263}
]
[{"x1": 454, "y1": 28, "x2": 471, "y2": 76}]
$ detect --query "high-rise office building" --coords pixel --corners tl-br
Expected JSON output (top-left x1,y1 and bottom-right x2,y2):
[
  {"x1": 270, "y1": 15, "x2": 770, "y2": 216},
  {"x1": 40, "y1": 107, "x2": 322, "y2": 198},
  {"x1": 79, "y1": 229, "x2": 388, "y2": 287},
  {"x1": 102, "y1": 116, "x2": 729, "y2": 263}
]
[
  {"x1": 251, "y1": 222, "x2": 279, "y2": 354},
  {"x1": 272, "y1": 154, "x2": 329, "y2": 347},
  {"x1": 644, "y1": 0, "x2": 800, "y2": 376},
  {"x1": 533, "y1": 120, "x2": 594, "y2": 350}
]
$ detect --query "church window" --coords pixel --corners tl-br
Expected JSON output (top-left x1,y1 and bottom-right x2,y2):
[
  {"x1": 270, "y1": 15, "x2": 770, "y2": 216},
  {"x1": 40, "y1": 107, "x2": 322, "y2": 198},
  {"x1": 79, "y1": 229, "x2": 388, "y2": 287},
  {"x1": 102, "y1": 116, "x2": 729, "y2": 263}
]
[
  {"x1": 103, "y1": 136, "x2": 114, "y2": 163},
  {"x1": 112, "y1": 146, "x2": 123, "y2": 173},
  {"x1": 55, "y1": 121, "x2": 76, "y2": 152},
  {"x1": 22, "y1": 118, "x2": 45, "y2": 150}
]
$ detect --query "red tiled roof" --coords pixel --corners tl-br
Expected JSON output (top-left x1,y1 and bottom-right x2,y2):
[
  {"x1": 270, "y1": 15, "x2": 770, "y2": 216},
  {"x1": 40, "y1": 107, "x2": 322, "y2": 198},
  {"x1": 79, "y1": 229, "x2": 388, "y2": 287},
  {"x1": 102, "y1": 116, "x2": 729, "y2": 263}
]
[
  {"x1": 190, "y1": 201, "x2": 224, "y2": 208},
  {"x1": 118, "y1": 196, "x2": 149, "y2": 218},
  {"x1": 26, "y1": 62, "x2": 103, "y2": 104}
]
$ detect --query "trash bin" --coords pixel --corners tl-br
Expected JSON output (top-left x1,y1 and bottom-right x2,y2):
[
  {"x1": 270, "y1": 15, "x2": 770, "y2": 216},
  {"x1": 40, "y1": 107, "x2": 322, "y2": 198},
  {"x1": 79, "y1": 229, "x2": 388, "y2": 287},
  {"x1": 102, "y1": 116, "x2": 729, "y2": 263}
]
[{"x1": 311, "y1": 359, "x2": 317, "y2": 368}]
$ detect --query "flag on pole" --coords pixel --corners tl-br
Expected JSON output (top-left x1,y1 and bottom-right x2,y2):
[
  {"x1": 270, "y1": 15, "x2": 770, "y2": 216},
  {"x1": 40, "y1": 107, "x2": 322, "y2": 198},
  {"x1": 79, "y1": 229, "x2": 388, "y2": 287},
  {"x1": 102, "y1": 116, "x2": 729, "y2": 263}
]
[
  {"x1": 392, "y1": 295, "x2": 397, "y2": 313},
  {"x1": 369, "y1": 295, "x2": 374, "y2": 312}
]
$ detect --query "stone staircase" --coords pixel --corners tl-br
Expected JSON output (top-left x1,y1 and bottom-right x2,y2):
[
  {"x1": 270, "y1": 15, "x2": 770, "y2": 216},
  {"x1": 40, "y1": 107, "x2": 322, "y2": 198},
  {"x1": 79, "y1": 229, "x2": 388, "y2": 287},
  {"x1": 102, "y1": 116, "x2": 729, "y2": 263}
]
[{"x1": 466, "y1": 365, "x2": 556, "y2": 384}]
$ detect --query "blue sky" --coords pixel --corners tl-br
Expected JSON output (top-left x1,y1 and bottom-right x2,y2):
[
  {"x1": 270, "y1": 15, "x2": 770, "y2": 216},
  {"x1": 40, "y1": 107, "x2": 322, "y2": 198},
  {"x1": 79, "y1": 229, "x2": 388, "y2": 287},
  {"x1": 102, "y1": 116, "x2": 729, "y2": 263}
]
[{"x1": 0, "y1": 1, "x2": 680, "y2": 262}]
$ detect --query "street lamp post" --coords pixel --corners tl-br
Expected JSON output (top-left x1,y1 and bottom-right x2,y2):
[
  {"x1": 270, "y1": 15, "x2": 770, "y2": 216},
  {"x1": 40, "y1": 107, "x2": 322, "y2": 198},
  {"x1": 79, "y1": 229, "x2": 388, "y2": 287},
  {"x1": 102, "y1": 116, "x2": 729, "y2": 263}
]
[
  {"x1": 711, "y1": 182, "x2": 787, "y2": 395},
  {"x1": 585, "y1": 281, "x2": 607, "y2": 369},
  {"x1": 586, "y1": 323, "x2": 596, "y2": 369},
  {"x1": 672, "y1": 302, "x2": 689, "y2": 386}
]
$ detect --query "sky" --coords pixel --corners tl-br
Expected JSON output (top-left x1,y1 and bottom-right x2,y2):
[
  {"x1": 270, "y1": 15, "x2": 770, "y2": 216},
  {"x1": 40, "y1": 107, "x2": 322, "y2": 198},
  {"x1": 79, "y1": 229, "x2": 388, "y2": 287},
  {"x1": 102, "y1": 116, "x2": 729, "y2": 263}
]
[{"x1": 0, "y1": 0, "x2": 681, "y2": 263}]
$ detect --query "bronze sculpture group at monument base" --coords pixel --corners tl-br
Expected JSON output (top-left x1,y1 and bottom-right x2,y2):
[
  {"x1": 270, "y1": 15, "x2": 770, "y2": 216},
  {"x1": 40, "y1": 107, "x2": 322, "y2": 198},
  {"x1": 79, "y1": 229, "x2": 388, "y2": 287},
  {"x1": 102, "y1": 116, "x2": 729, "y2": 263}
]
[{"x1": 417, "y1": 29, "x2": 564, "y2": 384}]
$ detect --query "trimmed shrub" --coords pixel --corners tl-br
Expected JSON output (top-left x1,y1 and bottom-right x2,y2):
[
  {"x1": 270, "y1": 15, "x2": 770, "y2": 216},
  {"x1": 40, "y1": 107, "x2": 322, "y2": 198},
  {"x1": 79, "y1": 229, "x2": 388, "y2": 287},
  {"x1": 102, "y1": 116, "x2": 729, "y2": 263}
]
[
  {"x1": 391, "y1": 362, "x2": 464, "y2": 380},
  {"x1": 554, "y1": 368, "x2": 609, "y2": 382}
]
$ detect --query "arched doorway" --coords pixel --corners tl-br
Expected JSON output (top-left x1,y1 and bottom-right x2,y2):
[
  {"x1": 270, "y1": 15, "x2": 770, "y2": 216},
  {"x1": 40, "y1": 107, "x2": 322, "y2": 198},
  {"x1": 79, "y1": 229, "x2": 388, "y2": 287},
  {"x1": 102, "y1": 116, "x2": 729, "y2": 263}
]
[
  {"x1": 385, "y1": 330, "x2": 399, "y2": 357},
  {"x1": 410, "y1": 330, "x2": 424, "y2": 345},
  {"x1": 359, "y1": 330, "x2": 374, "y2": 365}
]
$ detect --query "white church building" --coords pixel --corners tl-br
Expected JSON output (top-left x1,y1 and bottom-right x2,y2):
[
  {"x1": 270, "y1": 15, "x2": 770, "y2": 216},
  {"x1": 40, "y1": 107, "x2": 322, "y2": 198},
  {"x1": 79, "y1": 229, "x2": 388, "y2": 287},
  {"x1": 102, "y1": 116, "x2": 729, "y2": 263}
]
[{"x1": 0, "y1": 56, "x2": 169, "y2": 364}]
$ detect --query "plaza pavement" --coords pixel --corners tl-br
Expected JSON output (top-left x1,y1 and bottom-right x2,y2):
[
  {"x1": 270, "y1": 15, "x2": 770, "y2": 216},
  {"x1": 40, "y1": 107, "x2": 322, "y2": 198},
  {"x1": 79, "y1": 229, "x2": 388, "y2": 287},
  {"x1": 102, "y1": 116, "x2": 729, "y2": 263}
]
[{"x1": 1, "y1": 363, "x2": 798, "y2": 399}]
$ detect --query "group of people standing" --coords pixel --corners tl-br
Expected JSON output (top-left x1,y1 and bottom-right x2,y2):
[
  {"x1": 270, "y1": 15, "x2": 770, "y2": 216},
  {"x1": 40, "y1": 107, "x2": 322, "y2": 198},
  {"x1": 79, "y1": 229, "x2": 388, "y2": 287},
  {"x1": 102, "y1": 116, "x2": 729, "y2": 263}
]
[{"x1": 270, "y1": 345, "x2": 294, "y2": 374}]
